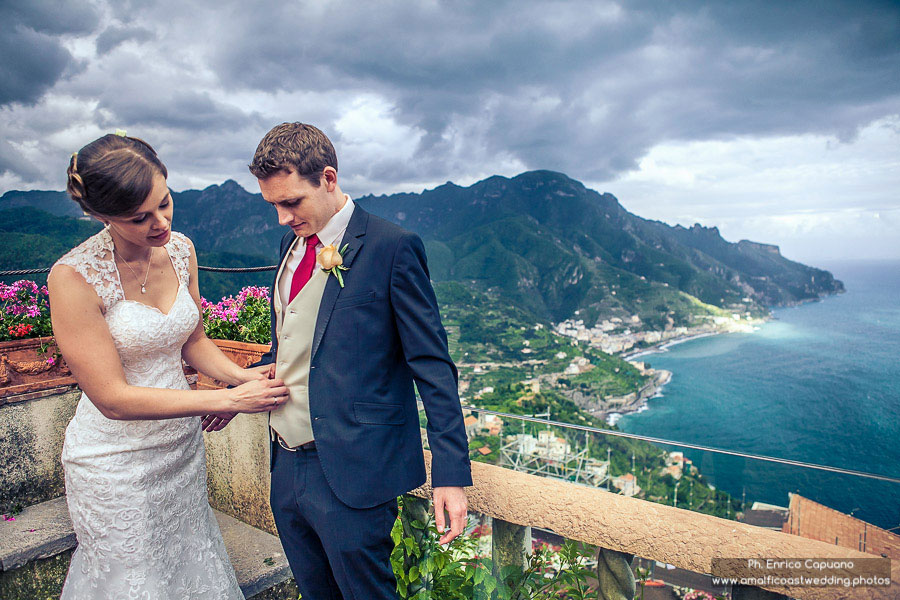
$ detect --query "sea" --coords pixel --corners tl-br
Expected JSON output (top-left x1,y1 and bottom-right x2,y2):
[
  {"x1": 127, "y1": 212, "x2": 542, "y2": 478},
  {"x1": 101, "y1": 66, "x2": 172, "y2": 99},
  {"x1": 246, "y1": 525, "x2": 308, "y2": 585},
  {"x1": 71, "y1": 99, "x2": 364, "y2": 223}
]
[{"x1": 618, "y1": 260, "x2": 900, "y2": 530}]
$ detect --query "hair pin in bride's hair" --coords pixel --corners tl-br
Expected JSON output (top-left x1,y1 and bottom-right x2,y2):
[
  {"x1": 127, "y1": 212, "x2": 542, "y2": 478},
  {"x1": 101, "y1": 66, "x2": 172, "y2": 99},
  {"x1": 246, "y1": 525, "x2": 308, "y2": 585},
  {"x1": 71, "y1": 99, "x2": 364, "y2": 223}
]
[{"x1": 115, "y1": 129, "x2": 127, "y2": 137}]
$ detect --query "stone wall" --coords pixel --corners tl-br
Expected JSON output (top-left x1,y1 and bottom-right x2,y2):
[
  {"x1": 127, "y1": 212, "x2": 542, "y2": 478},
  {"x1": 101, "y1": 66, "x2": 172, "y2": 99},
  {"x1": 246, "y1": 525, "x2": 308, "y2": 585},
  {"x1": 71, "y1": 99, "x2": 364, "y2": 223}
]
[
  {"x1": 0, "y1": 388, "x2": 79, "y2": 513},
  {"x1": 203, "y1": 412, "x2": 277, "y2": 534}
]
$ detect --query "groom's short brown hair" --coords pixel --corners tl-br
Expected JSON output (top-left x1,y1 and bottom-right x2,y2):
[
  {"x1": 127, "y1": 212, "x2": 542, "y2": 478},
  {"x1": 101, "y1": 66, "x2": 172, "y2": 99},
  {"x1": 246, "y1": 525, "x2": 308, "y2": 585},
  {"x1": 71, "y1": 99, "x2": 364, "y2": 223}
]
[{"x1": 249, "y1": 122, "x2": 338, "y2": 187}]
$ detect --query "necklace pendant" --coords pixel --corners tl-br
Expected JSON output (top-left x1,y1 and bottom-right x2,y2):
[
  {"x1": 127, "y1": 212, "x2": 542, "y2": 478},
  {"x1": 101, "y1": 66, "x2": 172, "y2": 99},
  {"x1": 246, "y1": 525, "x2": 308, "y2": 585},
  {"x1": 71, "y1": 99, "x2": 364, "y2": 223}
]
[{"x1": 141, "y1": 286, "x2": 146, "y2": 294}]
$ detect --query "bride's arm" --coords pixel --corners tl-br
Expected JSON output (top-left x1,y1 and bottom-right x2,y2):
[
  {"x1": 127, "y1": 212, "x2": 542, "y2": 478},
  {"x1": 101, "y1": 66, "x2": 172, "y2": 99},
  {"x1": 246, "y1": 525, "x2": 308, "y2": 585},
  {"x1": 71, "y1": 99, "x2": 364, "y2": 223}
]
[
  {"x1": 48, "y1": 264, "x2": 287, "y2": 420},
  {"x1": 179, "y1": 238, "x2": 265, "y2": 387}
]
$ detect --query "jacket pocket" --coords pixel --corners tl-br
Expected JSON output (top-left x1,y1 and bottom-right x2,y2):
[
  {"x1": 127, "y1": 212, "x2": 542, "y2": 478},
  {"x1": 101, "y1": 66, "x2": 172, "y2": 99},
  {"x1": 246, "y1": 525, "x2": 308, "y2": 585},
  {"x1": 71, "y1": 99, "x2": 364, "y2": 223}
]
[
  {"x1": 353, "y1": 401, "x2": 405, "y2": 425},
  {"x1": 334, "y1": 290, "x2": 377, "y2": 309}
]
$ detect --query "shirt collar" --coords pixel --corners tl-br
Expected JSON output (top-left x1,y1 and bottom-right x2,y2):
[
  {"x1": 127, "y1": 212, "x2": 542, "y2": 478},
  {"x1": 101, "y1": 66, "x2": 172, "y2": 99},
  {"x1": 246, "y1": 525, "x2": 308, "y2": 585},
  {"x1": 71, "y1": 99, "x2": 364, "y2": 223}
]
[{"x1": 311, "y1": 194, "x2": 354, "y2": 247}]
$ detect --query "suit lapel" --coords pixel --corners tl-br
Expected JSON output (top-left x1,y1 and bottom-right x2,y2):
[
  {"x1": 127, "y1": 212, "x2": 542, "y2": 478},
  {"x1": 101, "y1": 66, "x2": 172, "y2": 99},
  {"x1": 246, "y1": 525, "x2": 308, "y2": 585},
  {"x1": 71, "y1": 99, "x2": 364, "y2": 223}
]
[{"x1": 311, "y1": 206, "x2": 368, "y2": 361}]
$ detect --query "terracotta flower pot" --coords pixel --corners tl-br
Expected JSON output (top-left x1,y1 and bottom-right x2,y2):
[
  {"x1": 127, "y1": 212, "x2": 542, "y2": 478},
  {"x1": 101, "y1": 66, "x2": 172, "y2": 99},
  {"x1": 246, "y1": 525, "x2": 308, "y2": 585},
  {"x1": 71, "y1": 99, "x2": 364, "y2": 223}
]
[
  {"x1": 193, "y1": 339, "x2": 271, "y2": 390},
  {"x1": 0, "y1": 336, "x2": 75, "y2": 402}
]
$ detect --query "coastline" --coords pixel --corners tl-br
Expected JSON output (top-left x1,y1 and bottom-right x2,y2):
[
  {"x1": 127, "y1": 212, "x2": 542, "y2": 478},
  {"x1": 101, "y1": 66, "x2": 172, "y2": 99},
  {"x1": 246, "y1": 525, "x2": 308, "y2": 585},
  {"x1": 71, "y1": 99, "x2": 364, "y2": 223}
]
[
  {"x1": 600, "y1": 368, "x2": 671, "y2": 426},
  {"x1": 607, "y1": 292, "x2": 846, "y2": 424},
  {"x1": 623, "y1": 331, "x2": 721, "y2": 361},
  {"x1": 602, "y1": 320, "x2": 766, "y2": 425}
]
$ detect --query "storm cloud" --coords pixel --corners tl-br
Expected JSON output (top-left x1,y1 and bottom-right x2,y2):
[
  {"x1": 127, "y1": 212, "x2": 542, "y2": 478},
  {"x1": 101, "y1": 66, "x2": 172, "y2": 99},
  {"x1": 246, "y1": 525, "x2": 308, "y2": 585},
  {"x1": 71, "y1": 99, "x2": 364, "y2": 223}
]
[{"x1": 0, "y1": 0, "x2": 897, "y2": 259}]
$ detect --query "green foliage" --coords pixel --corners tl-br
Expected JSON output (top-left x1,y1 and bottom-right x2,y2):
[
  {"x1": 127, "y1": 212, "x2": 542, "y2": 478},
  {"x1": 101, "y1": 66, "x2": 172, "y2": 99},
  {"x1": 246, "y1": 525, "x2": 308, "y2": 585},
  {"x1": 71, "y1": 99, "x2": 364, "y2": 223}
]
[
  {"x1": 494, "y1": 541, "x2": 598, "y2": 600},
  {"x1": 390, "y1": 497, "x2": 599, "y2": 600},
  {"x1": 391, "y1": 496, "x2": 483, "y2": 599},
  {"x1": 565, "y1": 352, "x2": 645, "y2": 398},
  {"x1": 0, "y1": 208, "x2": 102, "y2": 286},
  {"x1": 468, "y1": 435, "x2": 501, "y2": 464}
]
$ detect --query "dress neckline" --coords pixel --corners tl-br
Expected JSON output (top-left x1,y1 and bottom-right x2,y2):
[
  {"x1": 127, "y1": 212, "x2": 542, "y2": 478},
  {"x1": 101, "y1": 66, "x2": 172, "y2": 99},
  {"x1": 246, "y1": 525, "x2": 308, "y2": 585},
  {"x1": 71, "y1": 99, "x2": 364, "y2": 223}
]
[{"x1": 101, "y1": 228, "x2": 183, "y2": 316}]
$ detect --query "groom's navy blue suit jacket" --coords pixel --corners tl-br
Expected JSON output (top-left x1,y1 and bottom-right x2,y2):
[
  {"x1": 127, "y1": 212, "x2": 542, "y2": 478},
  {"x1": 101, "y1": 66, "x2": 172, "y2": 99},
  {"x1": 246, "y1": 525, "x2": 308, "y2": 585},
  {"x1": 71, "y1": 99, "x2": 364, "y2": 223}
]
[{"x1": 258, "y1": 205, "x2": 473, "y2": 509}]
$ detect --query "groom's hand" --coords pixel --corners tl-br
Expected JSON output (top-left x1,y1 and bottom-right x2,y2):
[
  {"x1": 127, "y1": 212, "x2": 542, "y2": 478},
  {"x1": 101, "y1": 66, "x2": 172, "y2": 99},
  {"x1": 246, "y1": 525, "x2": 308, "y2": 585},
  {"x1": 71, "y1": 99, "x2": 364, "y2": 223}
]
[
  {"x1": 201, "y1": 411, "x2": 237, "y2": 432},
  {"x1": 246, "y1": 363, "x2": 276, "y2": 379},
  {"x1": 433, "y1": 486, "x2": 467, "y2": 545}
]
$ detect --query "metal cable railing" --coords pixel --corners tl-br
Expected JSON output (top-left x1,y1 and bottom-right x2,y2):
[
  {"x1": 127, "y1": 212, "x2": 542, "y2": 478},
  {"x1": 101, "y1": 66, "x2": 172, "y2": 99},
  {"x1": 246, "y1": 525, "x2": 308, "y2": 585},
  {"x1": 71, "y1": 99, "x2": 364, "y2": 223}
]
[
  {"x1": 462, "y1": 405, "x2": 900, "y2": 485},
  {"x1": 4, "y1": 265, "x2": 895, "y2": 485},
  {"x1": 0, "y1": 265, "x2": 277, "y2": 277}
]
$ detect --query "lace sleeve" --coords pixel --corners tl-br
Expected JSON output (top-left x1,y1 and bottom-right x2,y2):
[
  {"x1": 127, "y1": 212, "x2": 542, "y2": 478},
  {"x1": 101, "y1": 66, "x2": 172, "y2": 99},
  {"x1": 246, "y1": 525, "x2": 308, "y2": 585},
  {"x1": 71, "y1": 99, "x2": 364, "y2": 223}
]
[
  {"x1": 166, "y1": 231, "x2": 192, "y2": 287},
  {"x1": 54, "y1": 229, "x2": 124, "y2": 312}
]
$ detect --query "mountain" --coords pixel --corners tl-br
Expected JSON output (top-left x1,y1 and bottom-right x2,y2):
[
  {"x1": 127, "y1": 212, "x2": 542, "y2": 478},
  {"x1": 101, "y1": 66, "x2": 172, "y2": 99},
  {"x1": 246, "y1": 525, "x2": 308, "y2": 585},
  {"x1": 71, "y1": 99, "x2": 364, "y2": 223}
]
[
  {"x1": 0, "y1": 205, "x2": 273, "y2": 300},
  {"x1": 165, "y1": 180, "x2": 283, "y2": 260},
  {"x1": 1, "y1": 171, "x2": 843, "y2": 326},
  {"x1": 0, "y1": 207, "x2": 103, "y2": 285},
  {"x1": 0, "y1": 189, "x2": 85, "y2": 218},
  {"x1": 0, "y1": 180, "x2": 284, "y2": 261},
  {"x1": 356, "y1": 171, "x2": 843, "y2": 323}
]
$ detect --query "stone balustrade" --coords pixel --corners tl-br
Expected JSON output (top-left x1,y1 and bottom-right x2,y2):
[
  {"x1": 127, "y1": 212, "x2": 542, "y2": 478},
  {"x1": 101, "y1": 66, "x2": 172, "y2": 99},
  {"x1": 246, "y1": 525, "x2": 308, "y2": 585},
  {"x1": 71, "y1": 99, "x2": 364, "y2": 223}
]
[{"x1": 408, "y1": 453, "x2": 898, "y2": 600}]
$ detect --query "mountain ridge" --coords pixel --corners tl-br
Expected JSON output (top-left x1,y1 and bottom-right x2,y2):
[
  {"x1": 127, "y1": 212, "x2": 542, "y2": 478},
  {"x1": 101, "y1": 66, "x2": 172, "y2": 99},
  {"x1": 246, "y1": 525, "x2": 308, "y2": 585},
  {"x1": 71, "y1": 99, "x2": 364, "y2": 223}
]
[{"x1": 1, "y1": 170, "x2": 843, "y2": 326}]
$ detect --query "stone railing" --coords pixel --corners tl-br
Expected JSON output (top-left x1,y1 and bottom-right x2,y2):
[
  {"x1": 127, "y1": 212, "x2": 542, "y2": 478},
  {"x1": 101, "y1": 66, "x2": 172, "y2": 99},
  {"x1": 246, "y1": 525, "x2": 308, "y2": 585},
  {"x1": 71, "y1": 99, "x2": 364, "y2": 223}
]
[{"x1": 408, "y1": 454, "x2": 898, "y2": 600}]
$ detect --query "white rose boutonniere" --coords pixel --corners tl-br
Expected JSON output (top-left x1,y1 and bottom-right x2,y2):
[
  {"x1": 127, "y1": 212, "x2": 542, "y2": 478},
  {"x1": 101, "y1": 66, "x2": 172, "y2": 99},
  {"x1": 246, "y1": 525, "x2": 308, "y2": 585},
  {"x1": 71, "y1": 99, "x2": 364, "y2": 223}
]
[{"x1": 317, "y1": 243, "x2": 350, "y2": 287}]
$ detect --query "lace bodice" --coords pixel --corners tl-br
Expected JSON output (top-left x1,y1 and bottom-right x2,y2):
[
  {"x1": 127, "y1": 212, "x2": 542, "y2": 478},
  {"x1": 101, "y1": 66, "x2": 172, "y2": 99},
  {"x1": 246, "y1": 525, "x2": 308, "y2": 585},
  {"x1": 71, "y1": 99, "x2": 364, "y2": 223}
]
[
  {"x1": 56, "y1": 227, "x2": 191, "y2": 311},
  {"x1": 56, "y1": 228, "x2": 198, "y2": 389},
  {"x1": 56, "y1": 229, "x2": 243, "y2": 599}
]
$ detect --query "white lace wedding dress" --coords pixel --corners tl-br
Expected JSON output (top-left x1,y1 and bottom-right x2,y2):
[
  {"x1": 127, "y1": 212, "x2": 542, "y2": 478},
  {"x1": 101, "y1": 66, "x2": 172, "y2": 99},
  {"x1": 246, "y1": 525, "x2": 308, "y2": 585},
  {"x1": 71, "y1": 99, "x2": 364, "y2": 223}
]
[{"x1": 55, "y1": 228, "x2": 243, "y2": 600}]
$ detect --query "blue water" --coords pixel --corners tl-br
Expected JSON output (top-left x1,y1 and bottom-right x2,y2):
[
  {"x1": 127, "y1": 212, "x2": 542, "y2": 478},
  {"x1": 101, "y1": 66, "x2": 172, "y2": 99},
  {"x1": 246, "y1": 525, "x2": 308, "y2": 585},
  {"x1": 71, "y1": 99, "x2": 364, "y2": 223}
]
[{"x1": 619, "y1": 260, "x2": 900, "y2": 530}]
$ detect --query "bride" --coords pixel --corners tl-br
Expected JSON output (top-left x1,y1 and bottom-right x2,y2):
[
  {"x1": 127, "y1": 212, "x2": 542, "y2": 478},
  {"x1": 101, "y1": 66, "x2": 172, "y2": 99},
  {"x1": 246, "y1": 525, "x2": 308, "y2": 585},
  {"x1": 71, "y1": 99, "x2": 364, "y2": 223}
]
[{"x1": 49, "y1": 132, "x2": 287, "y2": 599}]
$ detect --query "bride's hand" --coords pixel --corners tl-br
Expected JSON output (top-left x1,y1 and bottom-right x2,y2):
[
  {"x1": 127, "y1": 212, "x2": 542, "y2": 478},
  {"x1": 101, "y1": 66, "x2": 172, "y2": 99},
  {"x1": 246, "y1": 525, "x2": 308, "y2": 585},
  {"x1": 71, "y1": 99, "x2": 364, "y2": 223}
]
[{"x1": 226, "y1": 378, "x2": 289, "y2": 413}]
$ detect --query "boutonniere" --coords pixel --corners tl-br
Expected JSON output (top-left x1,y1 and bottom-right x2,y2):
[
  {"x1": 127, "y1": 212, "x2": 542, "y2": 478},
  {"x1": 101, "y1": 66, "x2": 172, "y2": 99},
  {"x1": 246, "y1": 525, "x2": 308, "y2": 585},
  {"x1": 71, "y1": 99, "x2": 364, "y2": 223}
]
[{"x1": 317, "y1": 243, "x2": 350, "y2": 287}]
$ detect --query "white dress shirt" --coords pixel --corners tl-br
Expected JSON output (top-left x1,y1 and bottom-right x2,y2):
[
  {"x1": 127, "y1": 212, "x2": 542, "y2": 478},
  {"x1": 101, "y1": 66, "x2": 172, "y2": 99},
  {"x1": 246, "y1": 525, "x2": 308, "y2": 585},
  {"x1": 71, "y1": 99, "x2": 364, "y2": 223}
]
[{"x1": 277, "y1": 195, "x2": 355, "y2": 311}]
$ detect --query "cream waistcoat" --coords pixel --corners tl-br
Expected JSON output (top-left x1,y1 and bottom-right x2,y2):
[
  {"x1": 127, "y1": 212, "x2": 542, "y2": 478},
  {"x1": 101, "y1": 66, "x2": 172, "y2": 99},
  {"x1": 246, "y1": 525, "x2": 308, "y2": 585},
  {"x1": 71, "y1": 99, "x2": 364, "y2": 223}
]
[{"x1": 269, "y1": 259, "x2": 329, "y2": 447}]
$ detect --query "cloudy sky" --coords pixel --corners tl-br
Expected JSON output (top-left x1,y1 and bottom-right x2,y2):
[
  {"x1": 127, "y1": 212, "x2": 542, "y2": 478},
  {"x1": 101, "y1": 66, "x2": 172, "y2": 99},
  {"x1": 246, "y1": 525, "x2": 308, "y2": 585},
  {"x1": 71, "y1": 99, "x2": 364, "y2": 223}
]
[{"x1": 2, "y1": 0, "x2": 898, "y2": 262}]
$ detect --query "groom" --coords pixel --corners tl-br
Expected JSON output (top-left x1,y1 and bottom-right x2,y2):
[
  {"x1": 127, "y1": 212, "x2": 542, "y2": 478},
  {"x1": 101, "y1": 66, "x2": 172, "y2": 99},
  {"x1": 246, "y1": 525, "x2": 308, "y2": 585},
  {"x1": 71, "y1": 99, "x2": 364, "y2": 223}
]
[{"x1": 249, "y1": 122, "x2": 472, "y2": 599}]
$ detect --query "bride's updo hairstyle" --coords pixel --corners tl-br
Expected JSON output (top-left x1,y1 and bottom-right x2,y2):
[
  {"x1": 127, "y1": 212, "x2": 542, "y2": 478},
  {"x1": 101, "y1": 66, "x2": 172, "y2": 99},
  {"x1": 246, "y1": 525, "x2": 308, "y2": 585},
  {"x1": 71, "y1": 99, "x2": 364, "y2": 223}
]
[{"x1": 66, "y1": 134, "x2": 168, "y2": 217}]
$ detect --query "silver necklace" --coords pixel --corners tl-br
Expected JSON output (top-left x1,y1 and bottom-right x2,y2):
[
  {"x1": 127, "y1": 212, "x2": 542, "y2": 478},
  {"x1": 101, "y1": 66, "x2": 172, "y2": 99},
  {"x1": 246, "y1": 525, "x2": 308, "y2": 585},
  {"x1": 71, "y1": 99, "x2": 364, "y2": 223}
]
[{"x1": 116, "y1": 247, "x2": 153, "y2": 294}]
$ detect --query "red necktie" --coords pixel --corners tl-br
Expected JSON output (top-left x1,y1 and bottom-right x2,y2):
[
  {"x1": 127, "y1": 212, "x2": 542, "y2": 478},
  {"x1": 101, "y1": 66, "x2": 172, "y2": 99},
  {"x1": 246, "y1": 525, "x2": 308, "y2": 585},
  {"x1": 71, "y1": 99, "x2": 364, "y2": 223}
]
[{"x1": 289, "y1": 234, "x2": 319, "y2": 303}]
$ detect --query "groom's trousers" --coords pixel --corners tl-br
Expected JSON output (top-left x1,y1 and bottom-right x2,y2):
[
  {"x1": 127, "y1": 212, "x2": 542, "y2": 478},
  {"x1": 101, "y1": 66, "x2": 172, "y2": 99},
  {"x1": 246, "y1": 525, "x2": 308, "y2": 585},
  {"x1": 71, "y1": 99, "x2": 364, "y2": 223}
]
[{"x1": 270, "y1": 442, "x2": 400, "y2": 600}]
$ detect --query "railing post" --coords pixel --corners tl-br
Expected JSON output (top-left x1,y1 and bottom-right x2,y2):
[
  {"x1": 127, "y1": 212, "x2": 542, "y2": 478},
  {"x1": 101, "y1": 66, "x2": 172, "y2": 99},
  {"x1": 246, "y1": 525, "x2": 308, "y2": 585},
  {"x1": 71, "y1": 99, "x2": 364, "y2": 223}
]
[
  {"x1": 596, "y1": 548, "x2": 635, "y2": 600},
  {"x1": 400, "y1": 494, "x2": 432, "y2": 597},
  {"x1": 732, "y1": 584, "x2": 792, "y2": 600},
  {"x1": 491, "y1": 518, "x2": 531, "y2": 596}
]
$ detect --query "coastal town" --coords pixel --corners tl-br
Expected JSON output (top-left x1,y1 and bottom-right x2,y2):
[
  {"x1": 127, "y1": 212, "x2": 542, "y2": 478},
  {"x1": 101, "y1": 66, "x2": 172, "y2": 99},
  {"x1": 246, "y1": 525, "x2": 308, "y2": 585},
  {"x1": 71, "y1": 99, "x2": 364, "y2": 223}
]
[{"x1": 554, "y1": 310, "x2": 757, "y2": 356}]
